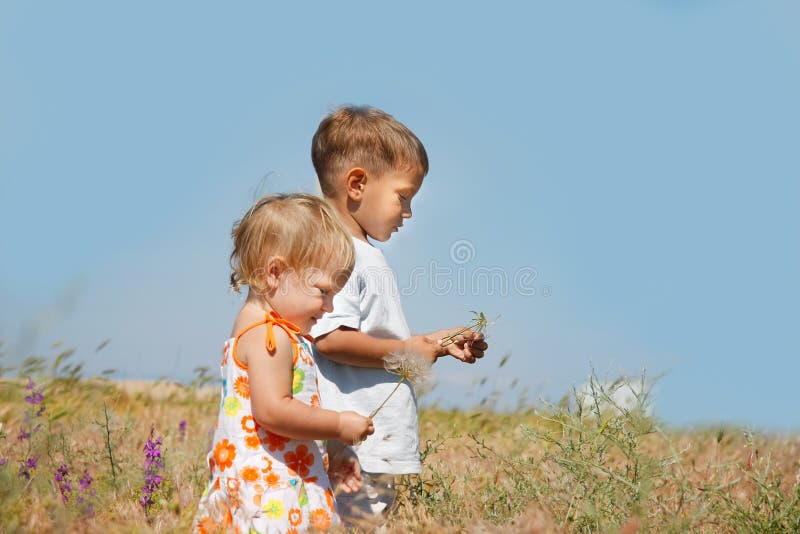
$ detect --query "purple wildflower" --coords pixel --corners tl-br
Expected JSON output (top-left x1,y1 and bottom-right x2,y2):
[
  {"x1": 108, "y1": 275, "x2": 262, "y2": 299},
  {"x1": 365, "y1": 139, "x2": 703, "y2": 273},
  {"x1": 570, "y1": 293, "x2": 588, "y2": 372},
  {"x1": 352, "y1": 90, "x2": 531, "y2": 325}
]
[
  {"x1": 18, "y1": 456, "x2": 38, "y2": 479},
  {"x1": 76, "y1": 469, "x2": 96, "y2": 518},
  {"x1": 140, "y1": 427, "x2": 164, "y2": 517},
  {"x1": 55, "y1": 464, "x2": 72, "y2": 503},
  {"x1": 24, "y1": 378, "x2": 44, "y2": 405},
  {"x1": 79, "y1": 469, "x2": 93, "y2": 491},
  {"x1": 16, "y1": 428, "x2": 31, "y2": 441},
  {"x1": 0, "y1": 457, "x2": 7, "y2": 466},
  {"x1": 178, "y1": 420, "x2": 187, "y2": 440}
]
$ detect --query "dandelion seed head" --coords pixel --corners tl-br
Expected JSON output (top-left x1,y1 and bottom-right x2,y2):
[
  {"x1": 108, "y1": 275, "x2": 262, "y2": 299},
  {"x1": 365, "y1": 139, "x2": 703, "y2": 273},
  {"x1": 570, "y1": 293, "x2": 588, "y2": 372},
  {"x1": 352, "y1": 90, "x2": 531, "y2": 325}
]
[{"x1": 383, "y1": 350, "x2": 432, "y2": 385}]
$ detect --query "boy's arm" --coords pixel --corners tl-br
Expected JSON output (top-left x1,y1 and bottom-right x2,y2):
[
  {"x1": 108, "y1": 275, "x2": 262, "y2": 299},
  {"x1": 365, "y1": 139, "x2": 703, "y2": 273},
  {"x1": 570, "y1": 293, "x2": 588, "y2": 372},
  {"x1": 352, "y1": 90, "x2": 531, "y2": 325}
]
[
  {"x1": 314, "y1": 326, "x2": 486, "y2": 367},
  {"x1": 314, "y1": 327, "x2": 405, "y2": 368},
  {"x1": 327, "y1": 441, "x2": 362, "y2": 494}
]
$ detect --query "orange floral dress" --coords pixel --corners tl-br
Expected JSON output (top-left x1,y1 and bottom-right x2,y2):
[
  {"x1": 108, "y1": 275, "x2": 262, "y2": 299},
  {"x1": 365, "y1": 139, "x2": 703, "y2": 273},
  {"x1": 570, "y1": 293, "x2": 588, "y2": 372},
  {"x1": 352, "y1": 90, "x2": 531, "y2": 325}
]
[{"x1": 195, "y1": 312, "x2": 338, "y2": 533}]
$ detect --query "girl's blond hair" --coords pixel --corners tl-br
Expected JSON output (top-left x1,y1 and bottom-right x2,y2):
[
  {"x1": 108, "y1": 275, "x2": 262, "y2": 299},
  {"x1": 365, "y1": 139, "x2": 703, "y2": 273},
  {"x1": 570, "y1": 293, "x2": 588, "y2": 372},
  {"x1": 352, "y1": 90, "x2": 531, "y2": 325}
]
[{"x1": 229, "y1": 193, "x2": 355, "y2": 293}]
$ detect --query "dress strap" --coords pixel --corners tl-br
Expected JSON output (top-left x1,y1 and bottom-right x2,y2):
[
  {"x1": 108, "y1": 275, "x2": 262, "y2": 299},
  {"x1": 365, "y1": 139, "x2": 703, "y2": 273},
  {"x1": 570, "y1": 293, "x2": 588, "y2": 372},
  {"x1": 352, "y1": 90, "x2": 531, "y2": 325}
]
[
  {"x1": 231, "y1": 311, "x2": 303, "y2": 366},
  {"x1": 263, "y1": 311, "x2": 302, "y2": 352}
]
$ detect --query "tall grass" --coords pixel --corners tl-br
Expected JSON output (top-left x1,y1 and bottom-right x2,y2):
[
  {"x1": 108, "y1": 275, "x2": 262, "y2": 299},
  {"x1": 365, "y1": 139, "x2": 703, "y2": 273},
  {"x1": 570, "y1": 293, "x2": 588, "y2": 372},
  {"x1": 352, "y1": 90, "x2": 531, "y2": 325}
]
[{"x1": 1, "y1": 346, "x2": 799, "y2": 532}]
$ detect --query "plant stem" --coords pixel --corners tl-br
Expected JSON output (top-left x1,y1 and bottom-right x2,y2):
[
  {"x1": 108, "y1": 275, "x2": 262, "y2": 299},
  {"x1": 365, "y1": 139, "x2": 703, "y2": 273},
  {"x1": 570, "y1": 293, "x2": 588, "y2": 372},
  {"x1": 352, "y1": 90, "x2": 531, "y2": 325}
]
[
  {"x1": 439, "y1": 325, "x2": 474, "y2": 348},
  {"x1": 370, "y1": 377, "x2": 405, "y2": 418},
  {"x1": 102, "y1": 404, "x2": 117, "y2": 485}
]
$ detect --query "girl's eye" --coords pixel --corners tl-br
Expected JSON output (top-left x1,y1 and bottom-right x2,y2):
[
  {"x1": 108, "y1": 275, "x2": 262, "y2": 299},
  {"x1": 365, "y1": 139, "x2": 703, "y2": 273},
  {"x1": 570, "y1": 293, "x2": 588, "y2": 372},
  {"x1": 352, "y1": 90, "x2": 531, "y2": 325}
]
[{"x1": 318, "y1": 288, "x2": 329, "y2": 296}]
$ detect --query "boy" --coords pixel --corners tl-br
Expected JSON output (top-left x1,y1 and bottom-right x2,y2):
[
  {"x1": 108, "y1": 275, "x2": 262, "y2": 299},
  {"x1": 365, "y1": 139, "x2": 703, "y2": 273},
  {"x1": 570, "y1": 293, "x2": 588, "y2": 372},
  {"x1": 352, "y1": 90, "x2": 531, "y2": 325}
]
[{"x1": 309, "y1": 106, "x2": 488, "y2": 523}]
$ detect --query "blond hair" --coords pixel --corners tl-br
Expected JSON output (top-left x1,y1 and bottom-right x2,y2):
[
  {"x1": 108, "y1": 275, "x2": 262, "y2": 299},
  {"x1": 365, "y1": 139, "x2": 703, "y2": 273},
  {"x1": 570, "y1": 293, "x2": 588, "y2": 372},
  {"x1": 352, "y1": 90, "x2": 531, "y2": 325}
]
[
  {"x1": 229, "y1": 193, "x2": 355, "y2": 293},
  {"x1": 311, "y1": 105, "x2": 429, "y2": 197}
]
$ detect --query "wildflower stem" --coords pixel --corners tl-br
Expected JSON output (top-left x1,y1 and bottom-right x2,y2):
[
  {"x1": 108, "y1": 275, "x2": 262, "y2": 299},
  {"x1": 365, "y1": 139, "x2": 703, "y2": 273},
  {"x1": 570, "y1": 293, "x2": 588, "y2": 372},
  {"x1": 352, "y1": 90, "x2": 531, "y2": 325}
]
[
  {"x1": 439, "y1": 325, "x2": 475, "y2": 348},
  {"x1": 369, "y1": 377, "x2": 405, "y2": 419},
  {"x1": 101, "y1": 404, "x2": 118, "y2": 485},
  {"x1": 439, "y1": 312, "x2": 490, "y2": 348}
]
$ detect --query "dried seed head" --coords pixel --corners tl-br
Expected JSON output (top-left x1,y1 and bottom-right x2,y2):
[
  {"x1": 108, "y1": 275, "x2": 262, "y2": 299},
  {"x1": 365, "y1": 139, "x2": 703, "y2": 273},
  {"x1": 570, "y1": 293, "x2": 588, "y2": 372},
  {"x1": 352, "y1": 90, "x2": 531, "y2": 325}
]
[{"x1": 383, "y1": 350, "x2": 432, "y2": 386}]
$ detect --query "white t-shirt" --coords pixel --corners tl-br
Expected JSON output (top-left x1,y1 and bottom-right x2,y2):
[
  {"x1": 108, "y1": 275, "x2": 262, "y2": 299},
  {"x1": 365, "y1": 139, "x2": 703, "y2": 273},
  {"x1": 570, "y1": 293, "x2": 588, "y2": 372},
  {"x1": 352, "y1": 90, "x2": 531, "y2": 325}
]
[{"x1": 310, "y1": 237, "x2": 420, "y2": 475}]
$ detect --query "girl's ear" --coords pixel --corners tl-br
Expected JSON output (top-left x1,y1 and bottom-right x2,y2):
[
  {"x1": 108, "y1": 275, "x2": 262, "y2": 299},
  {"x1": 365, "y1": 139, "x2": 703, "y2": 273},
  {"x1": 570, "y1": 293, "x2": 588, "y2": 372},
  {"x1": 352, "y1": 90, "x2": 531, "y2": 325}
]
[
  {"x1": 345, "y1": 167, "x2": 367, "y2": 201},
  {"x1": 264, "y1": 256, "x2": 289, "y2": 290}
]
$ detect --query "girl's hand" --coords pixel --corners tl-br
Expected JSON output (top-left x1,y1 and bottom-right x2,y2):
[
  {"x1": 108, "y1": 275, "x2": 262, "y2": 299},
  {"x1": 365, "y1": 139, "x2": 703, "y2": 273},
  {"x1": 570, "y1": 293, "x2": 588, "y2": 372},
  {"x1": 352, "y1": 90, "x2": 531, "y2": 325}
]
[
  {"x1": 328, "y1": 446, "x2": 363, "y2": 493},
  {"x1": 337, "y1": 411, "x2": 374, "y2": 445}
]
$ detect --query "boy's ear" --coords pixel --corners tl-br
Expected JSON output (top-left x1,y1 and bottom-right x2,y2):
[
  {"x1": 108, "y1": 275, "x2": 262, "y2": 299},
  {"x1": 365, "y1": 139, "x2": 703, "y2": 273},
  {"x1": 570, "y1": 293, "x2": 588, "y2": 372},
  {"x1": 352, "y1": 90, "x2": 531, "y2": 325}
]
[
  {"x1": 345, "y1": 167, "x2": 367, "y2": 201},
  {"x1": 264, "y1": 256, "x2": 289, "y2": 290}
]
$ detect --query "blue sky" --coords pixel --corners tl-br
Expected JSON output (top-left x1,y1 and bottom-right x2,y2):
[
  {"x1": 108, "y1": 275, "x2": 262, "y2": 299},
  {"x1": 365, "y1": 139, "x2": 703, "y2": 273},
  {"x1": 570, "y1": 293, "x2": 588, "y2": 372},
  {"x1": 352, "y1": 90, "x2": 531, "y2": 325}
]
[{"x1": 1, "y1": 2, "x2": 798, "y2": 429}]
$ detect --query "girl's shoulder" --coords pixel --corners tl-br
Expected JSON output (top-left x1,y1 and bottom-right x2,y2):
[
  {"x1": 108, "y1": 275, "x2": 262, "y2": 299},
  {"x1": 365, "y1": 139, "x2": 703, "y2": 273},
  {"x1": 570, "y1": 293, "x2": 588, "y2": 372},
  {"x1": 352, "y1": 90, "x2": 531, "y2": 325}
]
[{"x1": 234, "y1": 319, "x2": 299, "y2": 368}]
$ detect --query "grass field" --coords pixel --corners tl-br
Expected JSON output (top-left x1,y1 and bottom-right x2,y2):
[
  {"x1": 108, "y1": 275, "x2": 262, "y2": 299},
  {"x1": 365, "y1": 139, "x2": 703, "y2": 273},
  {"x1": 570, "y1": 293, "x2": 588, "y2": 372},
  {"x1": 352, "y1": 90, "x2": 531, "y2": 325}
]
[{"x1": 1, "y1": 351, "x2": 799, "y2": 533}]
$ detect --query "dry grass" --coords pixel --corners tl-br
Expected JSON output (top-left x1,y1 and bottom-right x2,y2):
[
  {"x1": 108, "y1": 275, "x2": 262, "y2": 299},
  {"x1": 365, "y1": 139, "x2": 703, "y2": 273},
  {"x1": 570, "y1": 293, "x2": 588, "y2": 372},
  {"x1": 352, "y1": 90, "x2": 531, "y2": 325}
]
[{"x1": 1, "y1": 357, "x2": 799, "y2": 533}]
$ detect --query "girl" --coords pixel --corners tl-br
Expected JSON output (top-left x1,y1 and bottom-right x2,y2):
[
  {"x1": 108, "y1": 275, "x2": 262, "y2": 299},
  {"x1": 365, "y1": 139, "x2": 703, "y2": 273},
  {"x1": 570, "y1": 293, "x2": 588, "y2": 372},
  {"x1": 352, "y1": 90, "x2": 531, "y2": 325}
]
[{"x1": 195, "y1": 194, "x2": 374, "y2": 533}]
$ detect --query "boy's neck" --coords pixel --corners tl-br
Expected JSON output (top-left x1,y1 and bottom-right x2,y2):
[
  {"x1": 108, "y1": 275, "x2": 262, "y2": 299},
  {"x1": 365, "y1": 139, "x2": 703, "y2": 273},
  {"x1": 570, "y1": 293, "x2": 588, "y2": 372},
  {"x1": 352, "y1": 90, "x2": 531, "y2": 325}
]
[{"x1": 324, "y1": 194, "x2": 370, "y2": 244}]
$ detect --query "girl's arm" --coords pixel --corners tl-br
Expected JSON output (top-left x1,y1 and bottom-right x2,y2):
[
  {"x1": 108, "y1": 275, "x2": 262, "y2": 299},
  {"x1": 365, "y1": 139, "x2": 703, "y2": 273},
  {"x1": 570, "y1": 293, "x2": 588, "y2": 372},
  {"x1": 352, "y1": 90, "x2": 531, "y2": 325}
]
[{"x1": 242, "y1": 325, "x2": 371, "y2": 443}]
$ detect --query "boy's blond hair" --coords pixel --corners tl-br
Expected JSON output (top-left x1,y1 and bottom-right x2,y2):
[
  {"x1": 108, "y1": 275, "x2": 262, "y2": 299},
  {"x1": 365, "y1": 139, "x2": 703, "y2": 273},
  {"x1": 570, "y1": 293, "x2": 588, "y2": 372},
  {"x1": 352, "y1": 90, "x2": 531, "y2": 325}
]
[
  {"x1": 311, "y1": 106, "x2": 429, "y2": 197},
  {"x1": 229, "y1": 193, "x2": 355, "y2": 294}
]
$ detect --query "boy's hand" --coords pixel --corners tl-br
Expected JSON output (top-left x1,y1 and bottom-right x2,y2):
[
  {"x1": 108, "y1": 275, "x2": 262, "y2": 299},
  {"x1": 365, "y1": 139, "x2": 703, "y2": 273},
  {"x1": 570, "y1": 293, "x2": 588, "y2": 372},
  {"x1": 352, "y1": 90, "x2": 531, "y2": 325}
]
[
  {"x1": 402, "y1": 330, "x2": 488, "y2": 364},
  {"x1": 429, "y1": 328, "x2": 488, "y2": 364},
  {"x1": 337, "y1": 411, "x2": 374, "y2": 445},
  {"x1": 327, "y1": 446, "x2": 363, "y2": 494},
  {"x1": 402, "y1": 334, "x2": 443, "y2": 364}
]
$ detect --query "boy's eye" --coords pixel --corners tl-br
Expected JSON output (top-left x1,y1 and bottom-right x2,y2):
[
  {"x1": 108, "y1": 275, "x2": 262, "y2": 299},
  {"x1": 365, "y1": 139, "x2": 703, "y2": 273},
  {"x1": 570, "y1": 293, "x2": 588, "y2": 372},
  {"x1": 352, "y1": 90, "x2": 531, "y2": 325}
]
[{"x1": 398, "y1": 194, "x2": 407, "y2": 201}]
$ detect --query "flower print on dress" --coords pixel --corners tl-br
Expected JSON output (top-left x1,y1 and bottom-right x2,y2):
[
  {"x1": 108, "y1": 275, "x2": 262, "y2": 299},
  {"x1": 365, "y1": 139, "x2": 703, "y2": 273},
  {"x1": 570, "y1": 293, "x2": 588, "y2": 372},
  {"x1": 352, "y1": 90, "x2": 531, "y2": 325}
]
[
  {"x1": 240, "y1": 466, "x2": 259, "y2": 483},
  {"x1": 262, "y1": 430, "x2": 290, "y2": 452},
  {"x1": 213, "y1": 439, "x2": 236, "y2": 471},
  {"x1": 195, "y1": 313, "x2": 340, "y2": 532},
  {"x1": 291, "y1": 367, "x2": 305, "y2": 394},
  {"x1": 263, "y1": 498, "x2": 284, "y2": 520},
  {"x1": 288, "y1": 507, "x2": 303, "y2": 526},
  {"x1": 310, "y1": 508, "x2": 332, "y2": 531},
  {"x1": 240, "y1": 415, "x2": 258, "y2": 433},
  {"x1": 224, "y1": 396, "x2": 242, "y2": 417},
  {"x1": 251, "y1": 483, "x2": 265, "y2": 507},
  {"x1": 233, "y1": 376, "x2": 250, "y2": 399},
  {"x1": 285, "y1": 444, "x2": 315, "y2": 479},
  {"x1": 265, "y1": 470, "x2": 282, "y2": 489}
]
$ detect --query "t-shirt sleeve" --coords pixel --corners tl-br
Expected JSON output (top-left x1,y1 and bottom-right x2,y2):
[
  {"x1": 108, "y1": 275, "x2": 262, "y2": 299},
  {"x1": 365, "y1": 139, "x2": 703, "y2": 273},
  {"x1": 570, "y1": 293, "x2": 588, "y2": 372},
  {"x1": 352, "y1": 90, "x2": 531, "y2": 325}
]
[{"x1": 309, "y1": 272, "x2": 363, "y2": 339}]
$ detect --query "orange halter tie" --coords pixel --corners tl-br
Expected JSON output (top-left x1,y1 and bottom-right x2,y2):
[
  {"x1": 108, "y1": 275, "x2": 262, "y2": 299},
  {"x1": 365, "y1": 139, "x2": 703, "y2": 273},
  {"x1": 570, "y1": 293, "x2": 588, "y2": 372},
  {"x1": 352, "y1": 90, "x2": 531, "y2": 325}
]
[
  {"x1": 264, "y1": 310, "x2": 302, "y2": 353},
  {"x1": 231, "y1": 310, "x2": 304, "y2": 367}
]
